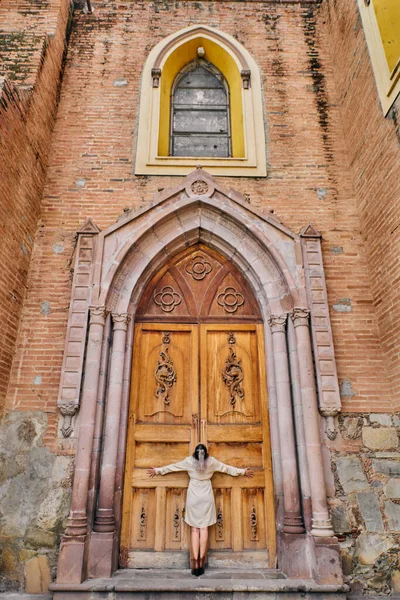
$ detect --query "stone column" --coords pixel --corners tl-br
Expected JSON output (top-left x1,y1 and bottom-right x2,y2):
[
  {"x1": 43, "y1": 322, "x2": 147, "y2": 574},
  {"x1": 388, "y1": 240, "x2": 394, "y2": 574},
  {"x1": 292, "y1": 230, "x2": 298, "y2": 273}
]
[
  {"x1": 57, "y1": 306, "x2": 106, "y2": 583},
  {"x1": 268, "y1": 314, "x2": 304, "y2": 534},
  {"x1": 94, "y1": 312, "x2": 130, "y2": 531},
  {"x1": 88, "y1": 313, "x2": 130, "y2": 578},
  {"x1": 291, "y1": 308, "x2": 334, "y2": 537}
]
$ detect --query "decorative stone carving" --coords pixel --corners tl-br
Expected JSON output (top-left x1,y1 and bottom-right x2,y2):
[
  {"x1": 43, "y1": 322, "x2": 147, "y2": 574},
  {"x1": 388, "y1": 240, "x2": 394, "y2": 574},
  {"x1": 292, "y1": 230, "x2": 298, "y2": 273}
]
[
  {"x1": 222, "y1": 333, "x2": 245, "y2": 406},
  {"x1": 154, "y1": 332, "x2": 176, "y2": 405},
  {"x1": 151, "y1": 68, "x2": 161, "y2": 87},
  {"x1": 217, "y1": 286, "x2": 245, "y2": 314},
  {"x1": 59, "y1": 401, "x2": 80, "y2": 438},
  {"x1": 154, "y1": 285, "x2": 182, "y2": 313},
  {"x1": 241, "y1": 69, "x2": 251, "y2": 89},
  {"x1": 268, "y1": 314, "x2": 287, "y2": 333},
  {"x1": 190, "y1": 180, "x2": 209, "y2": 195},
  {"x1": 290, "y1": 307, "x2": 310, "y2": 328},
  {"x1": 185, "y1": 254, "x2": 212, "y2": 280}
]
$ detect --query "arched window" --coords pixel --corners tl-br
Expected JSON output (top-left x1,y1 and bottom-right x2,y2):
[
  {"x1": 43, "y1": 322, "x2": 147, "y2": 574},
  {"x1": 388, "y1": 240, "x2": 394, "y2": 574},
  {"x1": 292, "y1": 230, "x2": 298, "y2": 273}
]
[
  {"x1": 135, "y1": 25, "x2": 267, "y2": 176},
  {"x1": 170, "y1": 60, "x2": 231, "y2": 157}
]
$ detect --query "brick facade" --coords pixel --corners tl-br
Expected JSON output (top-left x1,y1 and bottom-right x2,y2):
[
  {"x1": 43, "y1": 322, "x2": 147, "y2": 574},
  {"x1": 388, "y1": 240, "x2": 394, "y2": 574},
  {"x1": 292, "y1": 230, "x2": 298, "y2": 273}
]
[{"x1": 0, "y1": 0, "x2": 399, "y2": 594}]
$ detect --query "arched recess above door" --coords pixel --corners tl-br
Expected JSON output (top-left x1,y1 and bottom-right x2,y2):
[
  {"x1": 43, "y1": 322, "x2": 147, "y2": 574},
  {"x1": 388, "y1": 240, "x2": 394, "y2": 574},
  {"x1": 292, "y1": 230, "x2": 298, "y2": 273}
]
[{"x1": 136, "y1": 244, "x2": 262, "y2": 323}]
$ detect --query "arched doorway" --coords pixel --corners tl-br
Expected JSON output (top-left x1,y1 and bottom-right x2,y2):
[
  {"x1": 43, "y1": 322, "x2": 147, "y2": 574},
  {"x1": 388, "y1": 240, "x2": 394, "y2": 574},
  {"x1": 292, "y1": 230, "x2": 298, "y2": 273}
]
[{"x1": 120, "y1": 244, "x2": 275, "y2": 568}]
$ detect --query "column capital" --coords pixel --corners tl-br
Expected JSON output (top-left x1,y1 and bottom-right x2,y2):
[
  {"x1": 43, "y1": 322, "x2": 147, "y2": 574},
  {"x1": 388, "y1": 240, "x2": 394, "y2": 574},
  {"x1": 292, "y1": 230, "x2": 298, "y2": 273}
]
[
  {"x1": 112, "y1": 312, "x2": 130, "y2": 331},
  {"x1": 291, "y1": 307, "x2": 310, "y2": 328},
  {"x1": 268, "y1": 314, "x2": 287, "y2": 333},
  {"x1": 89, "y1": 306, "x2": 107, "y2": 325}
]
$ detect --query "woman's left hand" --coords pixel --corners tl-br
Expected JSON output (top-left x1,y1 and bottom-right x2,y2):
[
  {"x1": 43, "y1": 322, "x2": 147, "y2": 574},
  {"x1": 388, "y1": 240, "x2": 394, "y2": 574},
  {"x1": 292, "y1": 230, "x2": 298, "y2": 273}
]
[{"x1": 244, "y1": 468, "x2": 255, "y2": 478}]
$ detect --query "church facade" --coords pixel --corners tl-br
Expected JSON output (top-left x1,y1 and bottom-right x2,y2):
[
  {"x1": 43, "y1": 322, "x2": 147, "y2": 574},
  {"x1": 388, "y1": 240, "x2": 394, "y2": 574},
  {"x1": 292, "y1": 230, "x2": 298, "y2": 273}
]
[{"x1": 0, "y1": 0, "x2": 399, "y2": 597}]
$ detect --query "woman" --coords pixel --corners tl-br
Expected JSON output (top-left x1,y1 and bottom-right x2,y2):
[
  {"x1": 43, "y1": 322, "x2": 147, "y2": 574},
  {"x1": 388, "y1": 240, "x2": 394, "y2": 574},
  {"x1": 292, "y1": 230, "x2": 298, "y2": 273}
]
[{"x1": 148, "y1": 443, "x2": 254, "y2": 576}]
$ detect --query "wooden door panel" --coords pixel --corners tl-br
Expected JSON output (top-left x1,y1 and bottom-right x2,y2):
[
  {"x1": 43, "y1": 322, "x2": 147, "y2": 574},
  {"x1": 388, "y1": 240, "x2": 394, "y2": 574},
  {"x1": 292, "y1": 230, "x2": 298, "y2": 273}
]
[
  {"x1": 165, "y1": 489, "x2": 187, "y2": 550},
  {"x1": 135, "y1": 325, "x2": 197, "y2": 424},
  {"x1": 202, "y1": 327, "x2": 261, "y2": 424},
  {"x1": 129, "y1": 488, "x2": 156, "y2": 549},
  {"x1": 133, "y1": 424, "x2": 192, "y2": 443},
  {"x1": 209, "y1": 442, "x2": 264, "y2": 469},
  {"x1": 242, "y1": 489, "x2": 266, "y2": 550},
  {"x1": 207, "y1": 424, "x2": 263, "y2": 442},
  {"x1": 134, "y1": 442, "x2": 189, "y2": 468},
  {"x1": 209, "y1": 489, "x2": 232, "y2": 549}
]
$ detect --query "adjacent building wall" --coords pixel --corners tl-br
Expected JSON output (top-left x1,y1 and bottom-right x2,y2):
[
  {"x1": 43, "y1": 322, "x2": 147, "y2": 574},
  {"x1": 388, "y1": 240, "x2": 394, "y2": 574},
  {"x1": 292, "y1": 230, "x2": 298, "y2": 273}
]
[
  {"x1": 320, "y1": 0, "x2": 400, "y2": 594},
  {"x1": 0, "y1": 0, "x2": 73, "y2": 413},
  {"x1": 322, "y1": 0, "x2": 400, "y2": 409}
]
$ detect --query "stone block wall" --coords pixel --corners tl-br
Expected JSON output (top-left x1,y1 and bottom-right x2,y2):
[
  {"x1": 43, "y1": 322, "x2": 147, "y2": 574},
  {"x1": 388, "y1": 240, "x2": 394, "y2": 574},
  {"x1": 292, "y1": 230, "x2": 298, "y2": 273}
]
[
  {"x1": 329, "y1": 414, "x2": 400, "y2": 595},
  {"x1": 0, "y1": 0, "x2": 399, "y2": 593},
  {"x1": 0, "y1": 0, "x2": 73, "y2": 413}
]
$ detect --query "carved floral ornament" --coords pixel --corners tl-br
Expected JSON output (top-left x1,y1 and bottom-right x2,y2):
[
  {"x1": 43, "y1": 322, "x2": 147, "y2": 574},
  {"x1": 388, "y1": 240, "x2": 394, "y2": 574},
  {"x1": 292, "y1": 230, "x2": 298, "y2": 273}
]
[
  {"x1": 185, "y1": 254, "x2": 212, "y2": 280},
  {"x1": 217, "y1": 286, "x2": 245, "y2": 314},
  {"x1": 154, "y1": 285, "x2": 182, "y2": 313},
  {"x1": 154, "y1": 331, "x2": 177, "y2": 405},
  {"x1": 222, "y1": 332, "x2": 245, "y2": 406},
  {"x1": 190, "y1": 180, "x2": 209, "y2": 195}
]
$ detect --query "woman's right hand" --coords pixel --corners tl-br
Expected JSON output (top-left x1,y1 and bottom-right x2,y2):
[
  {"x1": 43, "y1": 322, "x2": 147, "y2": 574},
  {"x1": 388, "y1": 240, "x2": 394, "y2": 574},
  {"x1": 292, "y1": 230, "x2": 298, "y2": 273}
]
[{"x1": 147, "y1": 467, "x2": 156, "y2": 478}]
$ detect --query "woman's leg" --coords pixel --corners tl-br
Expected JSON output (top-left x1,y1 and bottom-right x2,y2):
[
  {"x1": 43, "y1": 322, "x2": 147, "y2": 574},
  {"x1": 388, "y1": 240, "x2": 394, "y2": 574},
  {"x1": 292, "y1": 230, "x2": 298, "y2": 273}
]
[
  {"x1": 191, "y1": 527, "x2": 200, "y2": 558},
  {"x1": 199, "y1": 526, "x2": 209, "y2": 570}
]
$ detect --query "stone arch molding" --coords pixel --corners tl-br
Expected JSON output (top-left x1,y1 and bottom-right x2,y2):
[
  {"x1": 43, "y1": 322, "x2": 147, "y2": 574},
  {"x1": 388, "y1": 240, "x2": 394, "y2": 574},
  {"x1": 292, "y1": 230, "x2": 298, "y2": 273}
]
[
  {"x1": 55, "y1": 169, "x2": 343, "y2": 585},
  {"x1": 135, "y1": 24, "x2": 267, "y2": 176}
]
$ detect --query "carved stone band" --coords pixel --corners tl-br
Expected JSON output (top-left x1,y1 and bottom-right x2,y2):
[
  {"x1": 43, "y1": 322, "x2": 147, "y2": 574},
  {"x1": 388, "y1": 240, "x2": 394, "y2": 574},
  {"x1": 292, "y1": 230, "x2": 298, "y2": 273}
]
[
  {"x1": 268, "y1": 314, "x2": 287, "y2": 333},
  {"x1": 290, "y1": 307, "x2": 310, "y2": 328}
]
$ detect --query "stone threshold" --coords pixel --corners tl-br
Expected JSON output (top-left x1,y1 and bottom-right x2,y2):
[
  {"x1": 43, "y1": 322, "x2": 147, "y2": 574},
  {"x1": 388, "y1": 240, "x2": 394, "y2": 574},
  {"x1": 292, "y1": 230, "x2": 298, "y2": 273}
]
[{"x1": 50, "y1": 569, "x2": 349, "y2": 595}]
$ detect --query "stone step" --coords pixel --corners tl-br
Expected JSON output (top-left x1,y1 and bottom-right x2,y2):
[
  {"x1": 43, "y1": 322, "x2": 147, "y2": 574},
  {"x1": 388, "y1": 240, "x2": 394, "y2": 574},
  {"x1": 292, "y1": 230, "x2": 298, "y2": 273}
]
[{"x1": 50, "y1": 569, "x2": 349, "y2": 600}]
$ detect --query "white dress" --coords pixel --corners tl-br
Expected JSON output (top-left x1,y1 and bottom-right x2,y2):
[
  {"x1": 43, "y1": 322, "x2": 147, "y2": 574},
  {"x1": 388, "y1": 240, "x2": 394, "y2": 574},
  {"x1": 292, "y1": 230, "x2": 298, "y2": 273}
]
[{"x1": 155, "y1": 456, "x2": 245, "y2": 528}]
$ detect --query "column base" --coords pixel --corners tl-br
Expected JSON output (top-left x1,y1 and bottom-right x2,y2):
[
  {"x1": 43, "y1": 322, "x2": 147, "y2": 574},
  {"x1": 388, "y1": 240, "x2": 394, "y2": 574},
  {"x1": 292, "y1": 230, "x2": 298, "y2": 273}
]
[
  {"x1": 56, "y1": 534, "x2": 87, "y2": 584},
  {"x1": 311, "y1": 520, "x2": 335, "y2": 537},
  {"x1": 88, "y1": 531, "x2": 116, "y2": 578},
  {"x1": 283, "y1": 512, "x2": 305, "y2": 534}
]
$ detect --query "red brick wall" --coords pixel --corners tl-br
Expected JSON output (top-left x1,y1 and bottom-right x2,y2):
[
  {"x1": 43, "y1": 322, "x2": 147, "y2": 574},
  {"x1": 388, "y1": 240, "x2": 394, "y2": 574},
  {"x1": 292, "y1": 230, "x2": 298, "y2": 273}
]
[
  {"x1": 5, "y1": 0, "x2": 392, "y2": 432},
  {"x1": 322, "y1": 0, "x2": 400, "y2": 409},
  {"x1": 0, "y1": 0, "x2": 73, "y2": 413}
]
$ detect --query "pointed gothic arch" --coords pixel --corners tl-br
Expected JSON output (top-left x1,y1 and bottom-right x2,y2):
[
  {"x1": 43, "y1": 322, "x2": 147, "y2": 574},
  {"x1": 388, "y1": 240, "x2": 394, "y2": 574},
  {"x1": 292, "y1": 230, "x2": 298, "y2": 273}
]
[{"x1": 55, "y1": 170, "x2": 343, "y2": 587}]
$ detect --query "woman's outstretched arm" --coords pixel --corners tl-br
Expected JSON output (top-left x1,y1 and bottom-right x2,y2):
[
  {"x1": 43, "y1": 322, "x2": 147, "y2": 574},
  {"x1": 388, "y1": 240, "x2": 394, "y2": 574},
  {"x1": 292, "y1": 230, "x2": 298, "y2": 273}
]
[
  {"x1": 212, "y1": 458, "x2": 255, "y2": 478},
  {"x1": 147, "y1": 457, "x2": 191, "y2": 477}
]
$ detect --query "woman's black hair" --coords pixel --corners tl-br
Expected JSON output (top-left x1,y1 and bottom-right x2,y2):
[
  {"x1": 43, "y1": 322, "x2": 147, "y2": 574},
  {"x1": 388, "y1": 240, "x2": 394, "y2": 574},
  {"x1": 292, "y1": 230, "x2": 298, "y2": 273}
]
[{"x1": 192, "y1": 443, "x2": 209, "y2": 460}]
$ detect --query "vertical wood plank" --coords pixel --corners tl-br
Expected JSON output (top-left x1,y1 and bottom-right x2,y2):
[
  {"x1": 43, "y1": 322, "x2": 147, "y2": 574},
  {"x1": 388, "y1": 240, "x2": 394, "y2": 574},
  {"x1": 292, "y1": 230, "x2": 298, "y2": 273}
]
[{"x1": 154, "y1": 487, "x2": 166, "y2": 551}]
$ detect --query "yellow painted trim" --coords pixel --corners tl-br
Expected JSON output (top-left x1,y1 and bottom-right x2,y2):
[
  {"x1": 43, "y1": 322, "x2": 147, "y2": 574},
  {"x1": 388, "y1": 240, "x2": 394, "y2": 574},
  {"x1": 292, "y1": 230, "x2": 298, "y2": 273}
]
[
  {"x1": 135, "y1": 25, "x2": 267, "y2": 177},
  {"x1": 158, "y1": 38, "x2": 244, "y2": 158},
  {"x1": 357, "y1": 0, "x2": 400, "y2": 114}
]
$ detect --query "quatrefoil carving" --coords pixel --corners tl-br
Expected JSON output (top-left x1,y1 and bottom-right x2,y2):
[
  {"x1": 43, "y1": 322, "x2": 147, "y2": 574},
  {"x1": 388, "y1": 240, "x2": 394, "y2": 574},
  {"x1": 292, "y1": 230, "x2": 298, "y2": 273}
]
[
  {"x1": 185, "y1": 255, "x2": 212, "y2": 281},
  {"x1": 154, "y1": 285, "x2": 182, "y2": 313},
  {"x1": 217, "y1": 286, "x2": 245, "y2": 313}
]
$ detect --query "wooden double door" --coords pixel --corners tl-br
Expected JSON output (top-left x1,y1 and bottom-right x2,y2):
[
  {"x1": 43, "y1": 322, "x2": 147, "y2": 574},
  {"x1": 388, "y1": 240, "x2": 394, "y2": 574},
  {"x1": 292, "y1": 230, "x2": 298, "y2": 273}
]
[{"x1": 121, "y1": 322, "x2": 275, "y2": 568}]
